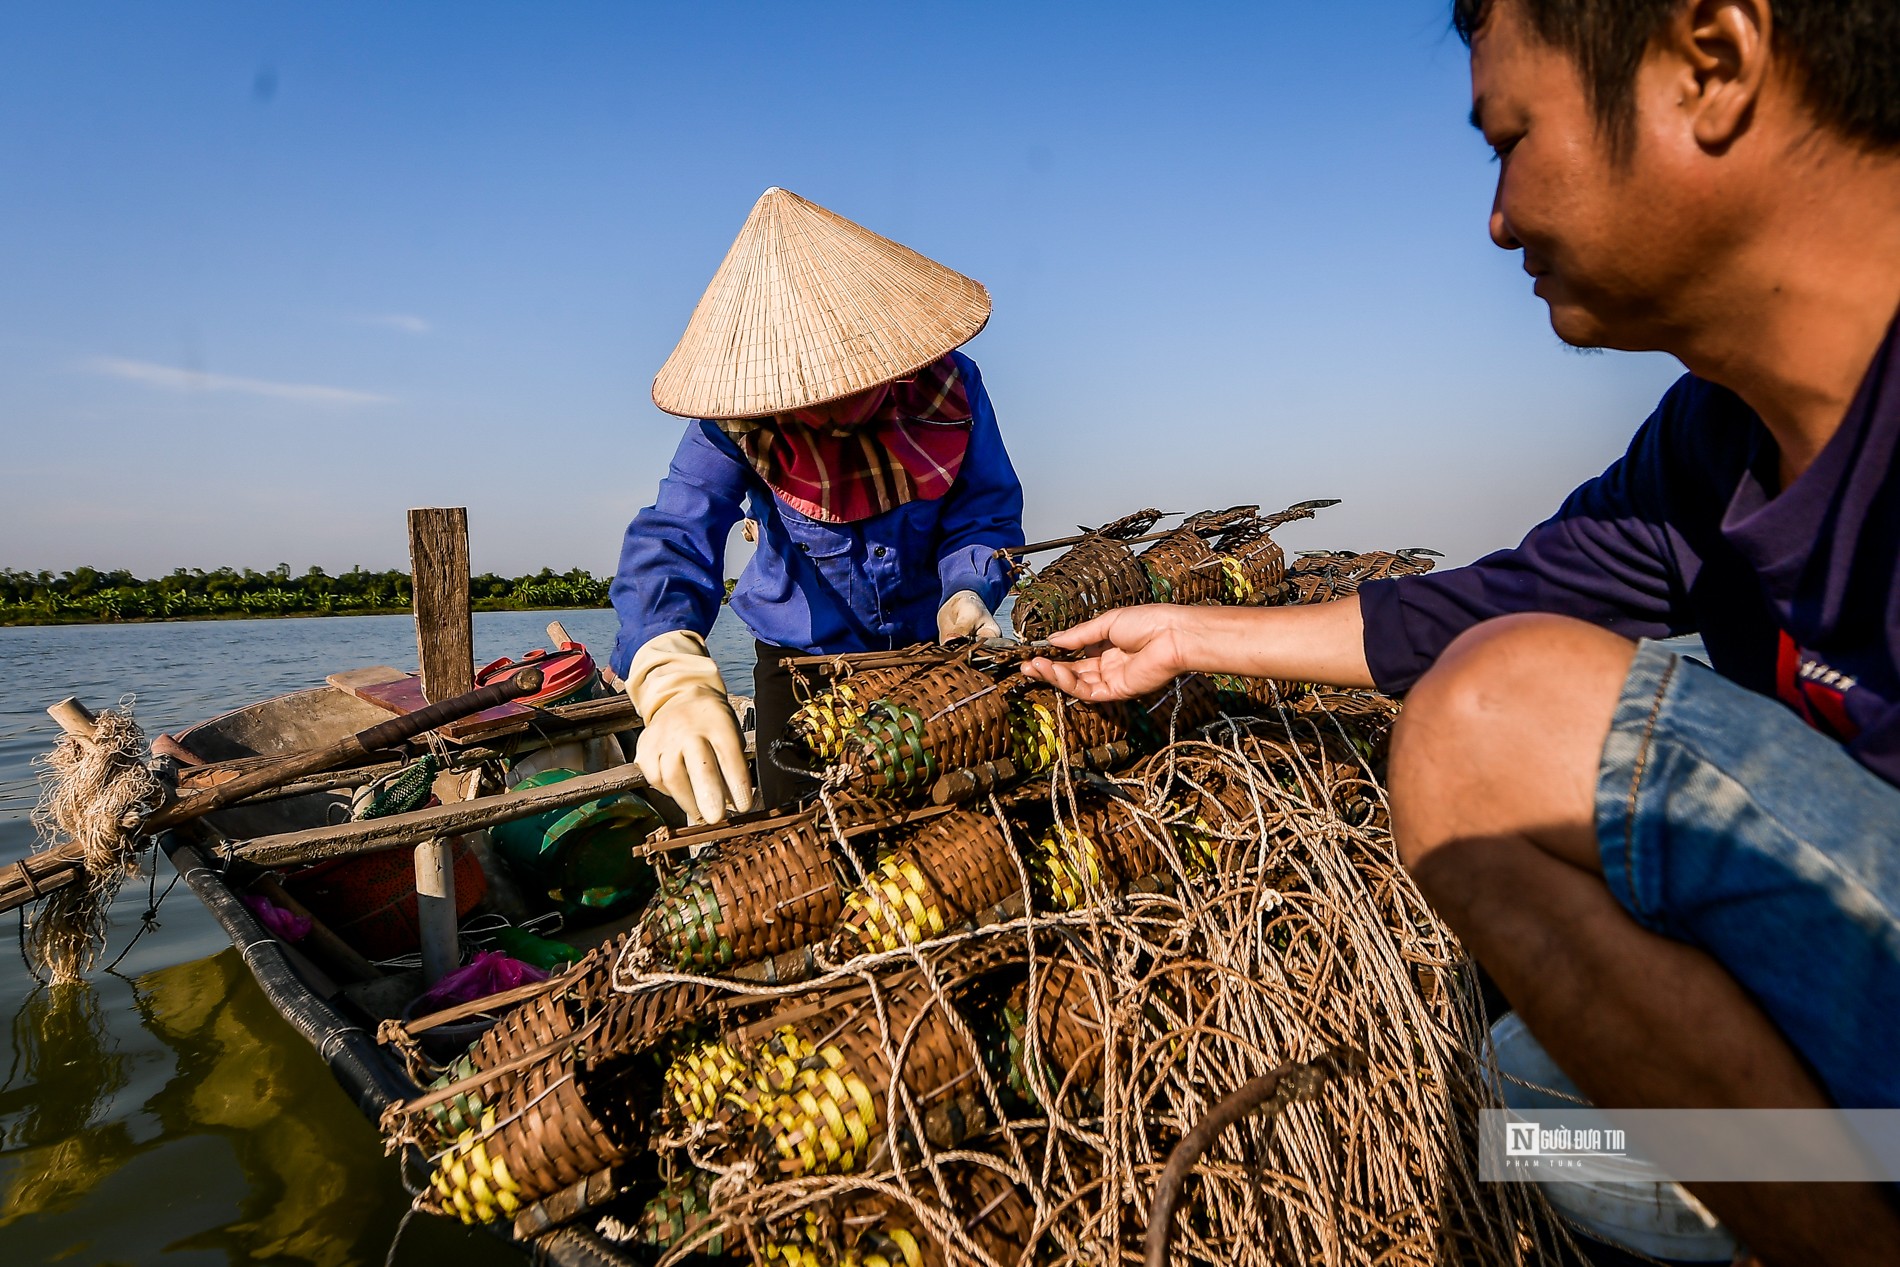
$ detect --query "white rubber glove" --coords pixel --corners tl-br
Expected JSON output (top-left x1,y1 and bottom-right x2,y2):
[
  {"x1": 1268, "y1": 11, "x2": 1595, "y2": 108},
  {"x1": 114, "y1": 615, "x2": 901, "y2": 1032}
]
[
  {"x1": 937, "y1": 590, "x2": 1002, "y2": 642},
  {"x1": 625, "y1": 630, "x2": 754, "y2": 825}
]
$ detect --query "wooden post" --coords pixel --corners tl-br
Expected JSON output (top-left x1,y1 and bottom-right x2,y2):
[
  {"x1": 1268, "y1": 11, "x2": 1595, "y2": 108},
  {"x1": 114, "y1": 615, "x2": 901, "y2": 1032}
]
[
  {"x1": 408, "y1": 507, "x2": 474, "y2": 704},
  {"x1": 408, "y1": 507, "x2": 472, "y2": 985},
  {"x1": 414, "y1": 838, "x2": 457, "y2": 986}
]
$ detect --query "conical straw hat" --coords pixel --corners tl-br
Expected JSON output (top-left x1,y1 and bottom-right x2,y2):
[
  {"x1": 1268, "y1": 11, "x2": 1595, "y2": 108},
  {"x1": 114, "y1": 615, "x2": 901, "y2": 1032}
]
[{"x1": 652, "y1": 188, "x2": 991, "y2": 419}]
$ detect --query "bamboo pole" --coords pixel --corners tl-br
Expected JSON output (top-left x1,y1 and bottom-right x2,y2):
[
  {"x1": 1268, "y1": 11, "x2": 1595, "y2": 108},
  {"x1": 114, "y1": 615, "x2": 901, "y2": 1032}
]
[
  {"x1": 47, "y1": 698, "x2": 100, "y2": 747},
  {"x1": 232, "y1": 763, "x2": 651, "y2": 869},
  {"x1": 0, "y1": 669, "x2": 545, "y2": 917},
  {"x1": 185, "y1": 818, "x2": 384, "y2": 984},
  {"x1": 155, "y1": 668, "x2": 543, "y2": 833},
  {"x1": 248, "y1": 872, "x2": 383, "y2": 983},
  {"x1": 777, "y1": 647, "x2": 953, "y2": 671}
]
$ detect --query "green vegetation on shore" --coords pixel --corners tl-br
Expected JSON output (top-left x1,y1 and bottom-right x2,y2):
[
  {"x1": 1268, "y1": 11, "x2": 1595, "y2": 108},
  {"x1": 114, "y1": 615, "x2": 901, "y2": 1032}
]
[{"x1": 0, "y1": 565, "x2": 618, "y2": 626}]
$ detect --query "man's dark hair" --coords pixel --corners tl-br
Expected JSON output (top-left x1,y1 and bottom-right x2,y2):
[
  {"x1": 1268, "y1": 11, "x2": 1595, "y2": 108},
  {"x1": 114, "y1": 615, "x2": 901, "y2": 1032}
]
[{"x1": 1452, "y1": 0, "x2": 1900, "y2": 152}]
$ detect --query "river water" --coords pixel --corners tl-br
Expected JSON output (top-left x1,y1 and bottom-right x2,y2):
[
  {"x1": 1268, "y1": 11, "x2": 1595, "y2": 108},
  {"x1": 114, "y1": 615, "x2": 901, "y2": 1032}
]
[{"x1": 0, "y1": 609, "x2": 756, "y2": 1267}]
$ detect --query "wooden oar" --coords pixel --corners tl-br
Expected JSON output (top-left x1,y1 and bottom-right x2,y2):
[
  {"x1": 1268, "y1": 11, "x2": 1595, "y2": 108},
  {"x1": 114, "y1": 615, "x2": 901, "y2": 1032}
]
[{"x1": 0, "y1": 667, "x2": 545, "y2": 916}]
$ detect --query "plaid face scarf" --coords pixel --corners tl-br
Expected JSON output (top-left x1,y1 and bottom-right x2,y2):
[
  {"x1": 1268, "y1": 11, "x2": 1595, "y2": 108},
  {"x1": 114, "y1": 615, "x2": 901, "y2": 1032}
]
[{"x1": 717, "y1": 354, "x2": 974, "y2": 524}]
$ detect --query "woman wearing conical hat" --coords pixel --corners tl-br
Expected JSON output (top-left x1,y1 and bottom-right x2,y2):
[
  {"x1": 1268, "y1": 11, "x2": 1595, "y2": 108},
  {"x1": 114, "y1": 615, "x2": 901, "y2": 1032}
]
[{"x1": 610, "y1": 188, "x2": 1026, "y2": 824}]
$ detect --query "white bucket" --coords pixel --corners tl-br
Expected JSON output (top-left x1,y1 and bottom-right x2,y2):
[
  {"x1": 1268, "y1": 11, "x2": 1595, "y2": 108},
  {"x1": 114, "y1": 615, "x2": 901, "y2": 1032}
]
[{"x1": 1488, "y1": 1014, "x2": 1738, "y2": 1262}]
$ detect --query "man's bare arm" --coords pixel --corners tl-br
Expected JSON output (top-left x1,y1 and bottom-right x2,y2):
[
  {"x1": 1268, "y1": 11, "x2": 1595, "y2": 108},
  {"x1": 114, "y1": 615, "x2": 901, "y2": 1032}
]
[{"x1": 1020, "y1": 596, "x2": 1374, "y2": 701}]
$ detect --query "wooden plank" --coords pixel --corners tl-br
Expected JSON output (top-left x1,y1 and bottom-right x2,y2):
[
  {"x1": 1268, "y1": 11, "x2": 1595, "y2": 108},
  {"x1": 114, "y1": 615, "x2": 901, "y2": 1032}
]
[
  {"x1": 326, "y1": 665, "x2": 410, "y2": 698},
  {"x1": 328, "y1": 671, "x2": 533, "y2": 738},
  {"x1": 409, "y1": 507, "x2": 474, "y2": 704},
  {"x1": 237, "y1": 764, "x2": 653, "y2": 868}
]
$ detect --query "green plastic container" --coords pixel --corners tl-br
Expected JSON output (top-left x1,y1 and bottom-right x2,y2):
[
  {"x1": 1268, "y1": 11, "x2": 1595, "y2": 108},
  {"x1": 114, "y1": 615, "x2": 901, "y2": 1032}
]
[{"x1": 489, "y1": 769, "x2": 662, "y2": 919}]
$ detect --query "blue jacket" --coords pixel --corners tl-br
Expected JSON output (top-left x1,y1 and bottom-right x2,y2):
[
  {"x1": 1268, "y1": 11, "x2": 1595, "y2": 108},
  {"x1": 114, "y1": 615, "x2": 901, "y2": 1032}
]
[{"x1": 610, "y1": 351, "x2": 1025, "y2": 675}]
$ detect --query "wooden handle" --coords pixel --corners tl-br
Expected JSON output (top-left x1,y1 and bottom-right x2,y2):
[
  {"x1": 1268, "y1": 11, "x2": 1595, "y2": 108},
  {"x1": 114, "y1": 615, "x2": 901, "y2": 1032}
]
[
  {"x1": 354, "y1": 666, "x2": 543, "y2": 754},
  {"x1": 151, "y1": 666, "x2": 544, "y2": 831}
]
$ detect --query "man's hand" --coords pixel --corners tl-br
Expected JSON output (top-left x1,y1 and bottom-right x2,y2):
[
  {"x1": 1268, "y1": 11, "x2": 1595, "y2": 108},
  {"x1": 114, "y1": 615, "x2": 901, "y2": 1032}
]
[
  {"x1": 1021, "y1": 596, "x2": 1376, "y2": 700},
  {"x1": 1020, "y1": 605, "x2": 1190, "y2": 701}
]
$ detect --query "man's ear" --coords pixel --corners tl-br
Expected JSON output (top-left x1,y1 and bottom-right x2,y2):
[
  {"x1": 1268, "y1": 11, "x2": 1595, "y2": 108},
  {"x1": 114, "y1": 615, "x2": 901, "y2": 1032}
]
[{"x1": 1666, "y1": 0, "x2": 1772, "y2": 150}]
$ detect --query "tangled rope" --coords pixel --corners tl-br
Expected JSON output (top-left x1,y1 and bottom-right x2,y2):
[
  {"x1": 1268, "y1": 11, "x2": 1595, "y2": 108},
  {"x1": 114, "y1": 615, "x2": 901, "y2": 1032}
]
[
  {"x1": 27, "y1": 703, "x2": 166, "y2": 984},
  {"x1": 546, "y1": 694, "x2": 1576, "y2": 1267}
]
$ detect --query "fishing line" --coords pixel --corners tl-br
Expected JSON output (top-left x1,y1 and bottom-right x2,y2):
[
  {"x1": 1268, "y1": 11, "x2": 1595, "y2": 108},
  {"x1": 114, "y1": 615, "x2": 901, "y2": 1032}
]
[
  {"x1": 16, "y1": 907, "x2": 46, "y2": 986},
  {"x1": 99, "y1": 854, "x2": 183, "y2": 976}
]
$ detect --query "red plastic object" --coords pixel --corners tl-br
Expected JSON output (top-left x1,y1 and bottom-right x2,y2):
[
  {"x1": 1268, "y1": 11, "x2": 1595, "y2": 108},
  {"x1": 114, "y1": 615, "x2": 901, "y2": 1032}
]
[{"x1": 475, "y1": 643, "x2": 598, "y2": 706}]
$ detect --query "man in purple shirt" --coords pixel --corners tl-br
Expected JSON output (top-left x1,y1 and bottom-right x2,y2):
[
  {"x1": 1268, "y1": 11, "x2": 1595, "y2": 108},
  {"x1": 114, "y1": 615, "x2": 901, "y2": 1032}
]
[{"x1": 1026, "y1": 2, "x2": 1900, "y2": 1261}]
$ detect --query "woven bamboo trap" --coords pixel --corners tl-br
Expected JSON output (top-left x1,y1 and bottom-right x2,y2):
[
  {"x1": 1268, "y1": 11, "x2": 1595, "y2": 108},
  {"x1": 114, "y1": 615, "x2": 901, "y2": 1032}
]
[
  {"x1": 1136, "y1": 518, "x2": 1233, "y2": 606},
  {"x1": 426, "y1": 1047, "x2": 643, "y2": 1225},
  {"x1": 1289, "y1": 547, "x2": 1440, "y2": 603},
  {"x1": 1003, "y1": 956, "x2": 1109, "y2": 1110},
  {"x1": 836, "y1": 810, "x2": 1020, "y2": 956},
  {"x1": 1137, "y1": 504, "x2": 1297, "y2": 607},
  {"x1": 374, "y1": 501, "x2": 1589, "y2": 1267},
  {"x1": 755, "y1": 1162, "x2": 1035, "y2": 1267},
  {"x1": 1029, "y1": 790, "x2": 1169, "y2": 911},
  {"x1": 640, "y1": 812, "x2": 848, "y2": 969},
  {"x1": 660, "y1": 965, "x2": 992, "y2": 1180},
  {"x1": 1009, "y1": 677, "x2": 1198, "y2": 775},
  {"x1": 836, "y1": 661, "x2": 1012, "y2": 795},
  {"x1": 638, "y1": 1168, "x2": 728, "y2": 1257},
  {"x1": 1013, "y1": 499, "x2": 1338, "y2": 642},
  {"x1": 416, "y1": 988, "x2": 582, "y2": 1138},
  {"x1": 1011, "y1": 509, "x2": 1163, "y2": 641},
  {"x1": 788, "y1": 662, "x2": 939, "y2": 765}
]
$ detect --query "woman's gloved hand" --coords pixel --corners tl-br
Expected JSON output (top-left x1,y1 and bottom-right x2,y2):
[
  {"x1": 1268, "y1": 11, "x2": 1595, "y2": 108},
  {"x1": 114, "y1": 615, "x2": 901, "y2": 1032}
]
[
  {"x1": 624, "y1": 630, "x2": 754, "y2": 825},
  {"x1": 937, "y1": 590, "x2": 1002, "y2": 642}
]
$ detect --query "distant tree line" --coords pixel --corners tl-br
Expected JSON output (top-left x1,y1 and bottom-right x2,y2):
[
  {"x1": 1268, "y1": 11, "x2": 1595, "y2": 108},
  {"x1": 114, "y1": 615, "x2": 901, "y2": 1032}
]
[{"x1": 0, "y1": 564, "x2": 624, "y2": 625}]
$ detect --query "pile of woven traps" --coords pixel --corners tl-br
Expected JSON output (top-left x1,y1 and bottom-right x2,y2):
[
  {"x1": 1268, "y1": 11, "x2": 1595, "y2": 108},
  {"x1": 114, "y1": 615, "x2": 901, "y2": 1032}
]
[{"x1": 376, "y1": 503, "x2": 1574, "y2": 1267}]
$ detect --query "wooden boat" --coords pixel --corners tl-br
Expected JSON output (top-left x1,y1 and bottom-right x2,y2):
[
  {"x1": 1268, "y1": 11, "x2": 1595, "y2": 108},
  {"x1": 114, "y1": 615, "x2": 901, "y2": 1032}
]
[{"x1": 155, "y1": 671, "x2": 708, "y2": 1266}]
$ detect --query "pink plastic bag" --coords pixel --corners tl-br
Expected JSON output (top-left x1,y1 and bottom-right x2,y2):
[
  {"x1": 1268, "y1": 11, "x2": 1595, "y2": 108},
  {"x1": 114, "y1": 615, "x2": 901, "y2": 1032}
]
[
  {"x1": 413, "y1": 950, "x2": 548, "y2": 1013},
  {"x1": 243, "y1": 893, "x2": 313, "y2": 942}
]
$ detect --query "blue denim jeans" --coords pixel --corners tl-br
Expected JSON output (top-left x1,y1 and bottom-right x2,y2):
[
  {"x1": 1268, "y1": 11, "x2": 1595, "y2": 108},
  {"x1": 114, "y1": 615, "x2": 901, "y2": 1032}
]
[{"x1": 1598, "y1": 638, "x2": 1900, "y2": 1107}]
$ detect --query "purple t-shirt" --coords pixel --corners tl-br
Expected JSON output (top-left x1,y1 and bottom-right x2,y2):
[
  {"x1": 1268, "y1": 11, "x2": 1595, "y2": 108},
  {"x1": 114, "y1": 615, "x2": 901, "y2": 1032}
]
[{"x1": 1360, "y1": 315, "x2": 1900, "y2": 789}]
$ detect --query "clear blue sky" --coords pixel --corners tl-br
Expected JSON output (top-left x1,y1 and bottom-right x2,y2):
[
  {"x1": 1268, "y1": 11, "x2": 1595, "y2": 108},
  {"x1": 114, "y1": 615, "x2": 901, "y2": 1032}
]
[{"x1": 0, "y1": 1, "x2": 1683, "y2": 577}]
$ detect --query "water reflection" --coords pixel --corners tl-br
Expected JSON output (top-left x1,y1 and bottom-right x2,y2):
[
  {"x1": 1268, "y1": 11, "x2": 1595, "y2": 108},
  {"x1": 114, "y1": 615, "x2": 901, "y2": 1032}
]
[
  {"x1": 0, "y1": 952, "x2": 518, "y2": 1266},
  {"x1": 1, "y1": 982, "x2": 133, "y2": 1220}
]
